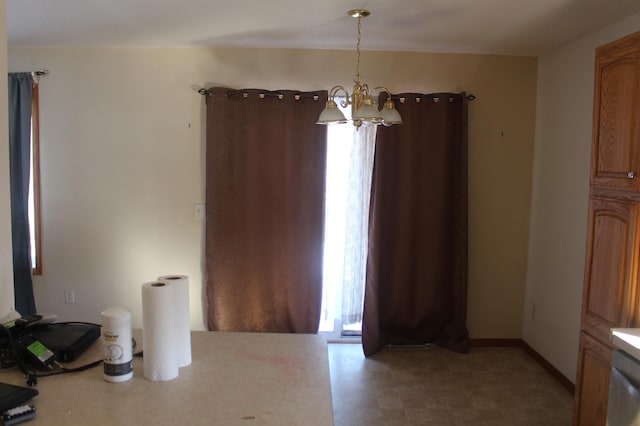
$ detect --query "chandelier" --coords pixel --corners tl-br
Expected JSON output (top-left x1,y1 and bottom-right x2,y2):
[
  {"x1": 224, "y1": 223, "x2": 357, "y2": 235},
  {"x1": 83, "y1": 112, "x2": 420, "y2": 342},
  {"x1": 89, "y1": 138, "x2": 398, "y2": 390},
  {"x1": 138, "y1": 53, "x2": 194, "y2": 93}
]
[{"x1": 317, "y1": 9, "x2": 402, "y2": 128}]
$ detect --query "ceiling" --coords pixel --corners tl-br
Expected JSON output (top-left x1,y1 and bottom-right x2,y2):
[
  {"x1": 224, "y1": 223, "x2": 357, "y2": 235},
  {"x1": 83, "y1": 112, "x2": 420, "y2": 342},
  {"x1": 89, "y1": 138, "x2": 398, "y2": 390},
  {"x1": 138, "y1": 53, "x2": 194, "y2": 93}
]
[{"x1": 6, "y1": 0, "x2": 640, "y2": 56}]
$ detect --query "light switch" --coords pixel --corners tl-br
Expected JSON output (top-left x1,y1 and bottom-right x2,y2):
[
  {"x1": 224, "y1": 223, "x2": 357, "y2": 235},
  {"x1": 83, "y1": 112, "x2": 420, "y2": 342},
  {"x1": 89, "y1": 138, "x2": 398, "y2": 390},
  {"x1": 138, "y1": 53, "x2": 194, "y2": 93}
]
[
  {"x1": 194, "y1": 204, "x2": 205, "y2": 220},
  {"x1": 64, "y1": 289, "x2": 75, "y2": 304}
]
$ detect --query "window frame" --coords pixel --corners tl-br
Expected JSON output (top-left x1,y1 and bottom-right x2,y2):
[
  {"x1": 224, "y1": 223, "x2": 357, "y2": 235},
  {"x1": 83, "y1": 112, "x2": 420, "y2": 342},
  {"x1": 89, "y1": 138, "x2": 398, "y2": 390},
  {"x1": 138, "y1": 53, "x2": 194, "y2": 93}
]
[{"x1": 31, "y1": 82, "x2": 42, "y2": 275}]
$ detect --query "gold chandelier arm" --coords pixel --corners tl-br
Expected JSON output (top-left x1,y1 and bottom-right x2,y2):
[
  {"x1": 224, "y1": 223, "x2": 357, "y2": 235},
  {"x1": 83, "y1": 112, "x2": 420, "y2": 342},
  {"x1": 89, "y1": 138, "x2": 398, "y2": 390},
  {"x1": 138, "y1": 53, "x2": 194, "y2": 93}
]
[
  {"x1": 373, "y1": 86, "x2": 392, "y2": 97},
  {"x1": 361, "y1": 83, "x2": 372, "y2": 98},
  {"x1": 329, "y1": 86, "x2": 350, "y2": 108},
  {"x1": 329, "y1": 86, "x2": 346, "y2": 97},
  {"x1": 373, "y1": 87, "x2": 403, "y2": 126}
]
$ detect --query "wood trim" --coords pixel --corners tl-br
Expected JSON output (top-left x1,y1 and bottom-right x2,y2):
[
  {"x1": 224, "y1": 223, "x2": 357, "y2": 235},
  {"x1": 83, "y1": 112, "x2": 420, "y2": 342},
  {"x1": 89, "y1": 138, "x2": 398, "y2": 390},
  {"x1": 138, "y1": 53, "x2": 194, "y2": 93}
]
[
  {"x1": 520, "y1": 340, "x2": 575, "y2": 394},
  {"x1": 469, "y1": 338, "x2": 522, "y2": 347},
  {"x1": 592, "y1": 187, "x2": 640, "y2": 201},
  {"x1": 470, "y1": 338, "x2": 575, "y2": 394}
]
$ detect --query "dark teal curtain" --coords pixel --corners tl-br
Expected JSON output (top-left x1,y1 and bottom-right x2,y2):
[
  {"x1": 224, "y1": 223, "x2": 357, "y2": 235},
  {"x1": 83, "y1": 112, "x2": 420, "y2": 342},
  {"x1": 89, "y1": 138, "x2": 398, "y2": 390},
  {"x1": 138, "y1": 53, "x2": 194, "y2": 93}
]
[{"x1": 8, "y1": 72, "x2": 36, "y2": 315}]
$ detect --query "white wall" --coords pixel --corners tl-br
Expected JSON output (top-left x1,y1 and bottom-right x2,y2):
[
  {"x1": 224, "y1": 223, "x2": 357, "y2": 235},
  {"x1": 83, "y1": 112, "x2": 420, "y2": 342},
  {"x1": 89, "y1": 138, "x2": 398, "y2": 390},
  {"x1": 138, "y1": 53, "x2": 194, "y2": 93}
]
[
  {"x1": 10, "y1": 49, "x2": 208, "y2": 329},
  {"x1": 8, "y1": 47, "x2": 537, "y2": 334},
  {"x1": 524, "y1": 13, "x2": 640, "y2": 381},
  {"x1": 0, "y1": 0, "x2": 15, "y2": 318}
]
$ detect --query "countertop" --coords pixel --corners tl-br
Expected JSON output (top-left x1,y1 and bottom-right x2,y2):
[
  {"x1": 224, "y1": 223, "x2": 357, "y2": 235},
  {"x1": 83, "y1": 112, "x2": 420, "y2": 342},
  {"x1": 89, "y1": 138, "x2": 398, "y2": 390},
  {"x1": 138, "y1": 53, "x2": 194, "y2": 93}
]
[
  {"x1": 0, "y1": 330, "x2": 334, "y2": 425},
  {"x1": 611, "y1": 328, "x2": 640, "y2": 362}
]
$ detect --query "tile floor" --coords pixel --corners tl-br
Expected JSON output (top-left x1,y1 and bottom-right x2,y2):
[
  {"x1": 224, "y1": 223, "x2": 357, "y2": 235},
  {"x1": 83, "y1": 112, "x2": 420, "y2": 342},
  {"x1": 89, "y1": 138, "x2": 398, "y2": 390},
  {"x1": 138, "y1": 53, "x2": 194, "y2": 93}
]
[{"x1": 328, "y1": 343, "x2": 574, "y2": 425}]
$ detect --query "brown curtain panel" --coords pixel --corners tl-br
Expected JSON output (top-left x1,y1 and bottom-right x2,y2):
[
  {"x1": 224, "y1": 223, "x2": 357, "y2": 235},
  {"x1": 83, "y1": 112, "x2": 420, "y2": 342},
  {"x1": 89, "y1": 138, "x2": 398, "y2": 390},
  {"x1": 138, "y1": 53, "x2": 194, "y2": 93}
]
[
  {"x1": 362, "y1": 92, "x2": 469, "y2": 356},
  {"x1": 205, "y1": 87, "x2": 328, "y2": 333}
]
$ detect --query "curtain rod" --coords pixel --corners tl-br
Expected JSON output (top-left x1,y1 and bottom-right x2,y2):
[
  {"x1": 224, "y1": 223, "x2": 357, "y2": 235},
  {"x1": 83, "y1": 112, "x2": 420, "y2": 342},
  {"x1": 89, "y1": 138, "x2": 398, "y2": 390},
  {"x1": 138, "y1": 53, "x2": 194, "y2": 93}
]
[
  {"x1": 11, "y1": 69, "x2": 50, "y2": 84},
  {"x1": 10, "y1": 69, "x2": 49, "y2": 76},
  {"x1": 31, "y1": 69, "x2": 49, "y2": 84},
  {"x1": 391, "y1": 93, "x2": 476, "y2": 102},
  {"x1": 193, "y1": 86, "x2": 322, "y2": 100},
  {"x1": 11, "y1": 69, "x2": 50, "y2": 83},
  {"x1": 193, "y1": 86, "x2": 476, "y2": 101},
  {"x1": 223, "y1": 89, "x2": 322, "y2": 100}
]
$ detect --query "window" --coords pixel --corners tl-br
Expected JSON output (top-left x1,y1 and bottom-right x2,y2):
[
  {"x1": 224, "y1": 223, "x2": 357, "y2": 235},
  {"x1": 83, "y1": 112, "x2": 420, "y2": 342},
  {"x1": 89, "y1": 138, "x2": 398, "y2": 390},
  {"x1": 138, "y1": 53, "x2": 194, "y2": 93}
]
[
  {"x1": 320, "y1": 123, "x2": 353, "y2": 334},
  {"x1": 29, "y1": 83, "x2": 42, "y2": 275},
  {"x1": 320, "y1": 111, "x2": 377, "y2": 338}
]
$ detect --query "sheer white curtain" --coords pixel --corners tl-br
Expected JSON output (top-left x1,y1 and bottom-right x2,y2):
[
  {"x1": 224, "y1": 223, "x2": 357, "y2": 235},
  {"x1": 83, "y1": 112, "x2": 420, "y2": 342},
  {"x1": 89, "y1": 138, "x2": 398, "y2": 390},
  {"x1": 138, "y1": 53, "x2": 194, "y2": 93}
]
[
  {"x1": 341, "y1": 125, "x2": 376, "y2": 332},
  {"x1": 320, "y1": 123, "x2": 377, "y2": 336}
]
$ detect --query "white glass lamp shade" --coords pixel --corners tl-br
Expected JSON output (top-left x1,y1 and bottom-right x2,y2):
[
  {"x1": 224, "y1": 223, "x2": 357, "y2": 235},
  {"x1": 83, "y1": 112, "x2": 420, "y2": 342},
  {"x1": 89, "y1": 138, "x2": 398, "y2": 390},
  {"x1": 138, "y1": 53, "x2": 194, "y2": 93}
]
[
  {"x1": 317, "y1": 99, "x2": 348, "y2": 124},
  {"x1": 352, "y1": 101, "x2": 382, "y2": 123},
  {"x1": 380, "y1": 99, "x2": 402, "y2": 126}
]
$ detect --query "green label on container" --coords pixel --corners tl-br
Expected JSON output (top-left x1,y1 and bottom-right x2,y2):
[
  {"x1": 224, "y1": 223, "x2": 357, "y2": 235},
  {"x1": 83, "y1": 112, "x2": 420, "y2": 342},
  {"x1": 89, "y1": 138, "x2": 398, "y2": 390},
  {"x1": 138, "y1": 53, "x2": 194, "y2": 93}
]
[{"x1": 27, "y1": 340, "x2": 54, "y2": 362}]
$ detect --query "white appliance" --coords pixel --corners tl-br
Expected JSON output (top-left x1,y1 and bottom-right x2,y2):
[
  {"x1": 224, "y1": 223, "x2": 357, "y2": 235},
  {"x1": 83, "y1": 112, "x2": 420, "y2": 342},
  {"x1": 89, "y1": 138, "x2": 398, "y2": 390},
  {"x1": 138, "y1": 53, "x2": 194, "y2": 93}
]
[{"x1": 609, "y1": 329, "x2": 640, "y2": 425}]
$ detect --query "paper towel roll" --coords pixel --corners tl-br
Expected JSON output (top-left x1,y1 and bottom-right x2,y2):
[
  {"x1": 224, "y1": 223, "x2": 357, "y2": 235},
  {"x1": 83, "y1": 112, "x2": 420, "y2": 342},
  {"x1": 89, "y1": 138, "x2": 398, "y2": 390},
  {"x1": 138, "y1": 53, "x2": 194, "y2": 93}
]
[
  {"x1": 142, "y1": 281, "x2": 179, "y2": 381},
  {"x1": 157, "y1": 274, "x2": 192, "y2": 367}
]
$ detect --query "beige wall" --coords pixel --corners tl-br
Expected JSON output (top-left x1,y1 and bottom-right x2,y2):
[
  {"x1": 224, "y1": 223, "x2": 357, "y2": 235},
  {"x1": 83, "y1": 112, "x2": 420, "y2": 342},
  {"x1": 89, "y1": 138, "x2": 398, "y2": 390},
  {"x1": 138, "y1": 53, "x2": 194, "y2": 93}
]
[
  {"x1": 0, "y1": 0, "x2": 14, "y2": 318},
  {"x1": 524, "y1": 12, "x2": 640, "y2": 381},
  {"x1": 8, "y1": 47, "x2": 537, "y2": 333}
]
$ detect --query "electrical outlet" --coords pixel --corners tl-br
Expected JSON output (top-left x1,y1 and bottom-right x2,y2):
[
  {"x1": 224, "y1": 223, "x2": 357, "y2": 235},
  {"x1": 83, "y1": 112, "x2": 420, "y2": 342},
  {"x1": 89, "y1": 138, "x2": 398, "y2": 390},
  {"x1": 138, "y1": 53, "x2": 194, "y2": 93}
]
[
  {"x1": 531, "y1": 303, "x2": 536, "y2": 320},
  {"x1": 64, "y1": 289, "x2": 75, "y2": 304}
]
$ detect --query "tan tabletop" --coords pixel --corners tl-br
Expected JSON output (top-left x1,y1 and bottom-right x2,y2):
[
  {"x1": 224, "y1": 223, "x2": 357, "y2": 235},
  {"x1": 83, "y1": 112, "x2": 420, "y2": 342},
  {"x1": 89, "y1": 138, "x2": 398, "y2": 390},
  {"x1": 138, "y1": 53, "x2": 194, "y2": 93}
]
[{"x1": 0, "y1": 330, "x2": 334, "y2": 425}]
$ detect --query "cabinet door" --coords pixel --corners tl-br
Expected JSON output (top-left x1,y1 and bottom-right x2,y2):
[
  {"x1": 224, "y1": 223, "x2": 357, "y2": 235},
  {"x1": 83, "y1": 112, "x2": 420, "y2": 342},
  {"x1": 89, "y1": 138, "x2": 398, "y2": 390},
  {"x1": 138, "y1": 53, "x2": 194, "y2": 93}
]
[
  {"x1": 581, "y1": 198, "x2": 640, "y2": 344},
  {"x1": 575, "y1": 198, "x2": 639, "y2": 425},
  {"x1": 573, "y1": 332, "x2": 612, "y2": 426},
  {"x1": 591, "y1": 31, "x2": 640, "y2": 190}
]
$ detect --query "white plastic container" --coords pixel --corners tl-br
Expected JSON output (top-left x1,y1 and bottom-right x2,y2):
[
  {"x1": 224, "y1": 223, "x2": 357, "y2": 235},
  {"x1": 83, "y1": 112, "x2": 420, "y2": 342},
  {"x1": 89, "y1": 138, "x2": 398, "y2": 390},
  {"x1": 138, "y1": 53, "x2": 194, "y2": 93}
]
[{"x1": 101, "y1": 307, "x2": 133, "y2": 382}]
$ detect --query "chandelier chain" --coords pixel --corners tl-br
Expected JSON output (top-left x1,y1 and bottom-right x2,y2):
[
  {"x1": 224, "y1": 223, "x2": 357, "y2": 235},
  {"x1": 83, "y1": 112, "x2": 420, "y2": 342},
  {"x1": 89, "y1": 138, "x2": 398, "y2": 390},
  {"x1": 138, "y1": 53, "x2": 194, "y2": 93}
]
[
  {"x1": 316, "y1": 9, "x2": 402, "y2": 127},
  {"x1": 355, "y1": 15, "x2": 362, "y2": 84}
]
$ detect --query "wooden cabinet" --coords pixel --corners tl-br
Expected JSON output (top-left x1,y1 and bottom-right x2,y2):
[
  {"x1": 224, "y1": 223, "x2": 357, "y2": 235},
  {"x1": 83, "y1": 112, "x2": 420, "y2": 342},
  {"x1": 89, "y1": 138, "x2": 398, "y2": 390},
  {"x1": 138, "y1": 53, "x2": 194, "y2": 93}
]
[
  {"x1": 574, "y1": 332, "x2": 612, "y2": 426},
  {"x1": 575, "y1": 31, "x2": 640, "y2": 426},
  {"x1": 591, "y1": 33, "x2": 640, "y2": 191},
  {"x1": 581, "y1": 198, "x2": 640, "y2": 342}
]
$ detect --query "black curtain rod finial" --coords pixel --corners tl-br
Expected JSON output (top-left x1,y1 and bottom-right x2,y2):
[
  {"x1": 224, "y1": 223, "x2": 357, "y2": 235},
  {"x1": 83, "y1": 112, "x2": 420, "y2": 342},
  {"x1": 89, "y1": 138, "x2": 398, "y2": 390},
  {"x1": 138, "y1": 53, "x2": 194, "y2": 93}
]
[{"x1": 191, "y1": 85, "x2": 211, "y2": 96}]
